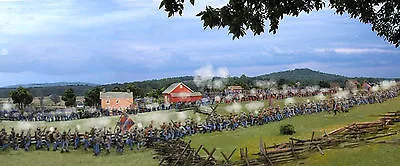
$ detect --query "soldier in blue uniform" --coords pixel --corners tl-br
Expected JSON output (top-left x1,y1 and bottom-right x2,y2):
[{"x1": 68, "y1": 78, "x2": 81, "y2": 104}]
[
  {"x1": 24, "y1": 129, "x2": 31, "y2": 151},
  {"x1": 73, "y1": 129, "x2": 80, "y2": 150},
  {"x1": 60, "y1": 130, "x2": 70, "y2": 153}
]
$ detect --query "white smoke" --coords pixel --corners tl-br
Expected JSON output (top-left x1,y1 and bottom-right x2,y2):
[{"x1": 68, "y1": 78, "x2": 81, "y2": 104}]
[
  {"x1": 245, "y1": 101, "x2": 264, "y2": 111},
  {"x1": 371, "y1": 85, "x2": 380, "y2": 92},
  {"x1": 16, "y1": 121, "x2": 34, "y2": 131},
  {"x1": 352, "y1": 89, "x2": 358, "y2": 95},
  {"x1": 177, "y1": 111, "x2": 188, "y2": 121},
  {"x1": 213, "y1": 79, "x2": 225, "y2": 90},
  {"x1": 83, "y1": 117, "x2": 111, "y2": 129},
  {"x1": 250, "y1": 89, "x2": 257, "y2": 96},
  {"x1": 315, "y1": 93, "x2": 326, "y2": 101},
  {"x1": 334, "y1": 90, "x2": 350, "y2": 99},
  {"x1": 255, "y1": 80, "x2": 276, "y2": 89},
  {"x1": 380, "y1": 80, "x2": 396, "y2": 90},
  {"x1": 214, "y1": 96, "x2": 221, "y2": 102},
  {"x1": 1, "y1": 103, "x2": 14, "y2": 111},
  {"x1": 146, "y1": 103, "x2": 160, "y2": 109},
  {"x1": 193, "y1": 65, "x2": 229, "y2": 89},
  {"x1": 225, "y1": 102, "x2": 242, "y2": 113},
  {"x1": 137, "y1": 122, "x2": 143, "y2": 129},
  {"x1": 284, "y1": 98, "x2": 296, "y2": 105},
  {"x1": 134, "y1": 111, "x2": 174, "y2": 127},
  {"x1": 196, "y1": 114, "x2": 202, "y2": 122}
]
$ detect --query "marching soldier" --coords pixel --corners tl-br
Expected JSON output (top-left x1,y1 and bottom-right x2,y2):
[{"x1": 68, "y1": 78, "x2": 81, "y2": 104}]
[
  {"x1": 73, "y1": 129, "x2": 80, "y2": 150},
  {"x1": 1, "y1": 128, "x2": 8, "y2": 151},
  {"x1": 126, "y1": 130, "x2": 134, "y2": 150},
  {"x1": 83, "y1": 131, "x2": 90, "y2": 151},
  {"x1": 105, "y1": 135, "x2": 112, "y2": 154},
  {"x1": 93, "y1": 132, "x2": 101, "y2": 156},
  {"x1": 24, "y1": 129, "x2": 31, "y2": 151},
  {"x1": 116, "y1": 132, "x2": 124, "y2": 153},
  {"x1": 35, "y1": 128, "x2": 43, "y2": 150},
  {"x1": 44, "y1": 130, "x2": 51, "y2": 151},
  {"x1": 61, "y1": 130, "x2": 70, "y2": 153},
  {"x1": 10, "y1": 128, "x2": 17, "y2": 150},
  {"x1": 52, "y1": 128, "x2": 60, "y2": 151}
]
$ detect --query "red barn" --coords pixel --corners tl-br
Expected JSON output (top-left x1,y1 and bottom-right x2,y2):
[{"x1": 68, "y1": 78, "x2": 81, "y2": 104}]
[{"x1": 162, "y1": 82, "x2": 202, "y2": 104}]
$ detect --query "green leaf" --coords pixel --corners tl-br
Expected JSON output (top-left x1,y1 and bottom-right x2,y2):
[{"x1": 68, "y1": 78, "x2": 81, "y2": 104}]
[
  {"x1": 190, "y1": 0, "x2": 195, "y2": 6},
  {"x1": 158, "y1": 0, "x2": 165, "y2": 9}
]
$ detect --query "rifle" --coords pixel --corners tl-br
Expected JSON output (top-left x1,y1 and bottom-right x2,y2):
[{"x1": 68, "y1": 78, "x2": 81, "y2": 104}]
[{"x1": 41, "y1": 126, "x2": 47, "y2": 135}]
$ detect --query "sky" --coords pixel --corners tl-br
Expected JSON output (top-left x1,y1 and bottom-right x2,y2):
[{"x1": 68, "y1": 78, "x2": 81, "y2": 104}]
[{"x1": 0, "y1": 0, "x2": 399, "y2": 87}]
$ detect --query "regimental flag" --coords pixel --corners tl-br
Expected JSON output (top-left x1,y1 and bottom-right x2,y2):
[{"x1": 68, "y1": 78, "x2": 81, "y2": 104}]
[{"x1": 117, "y1": 113, "x2": 135, "y2": 133}]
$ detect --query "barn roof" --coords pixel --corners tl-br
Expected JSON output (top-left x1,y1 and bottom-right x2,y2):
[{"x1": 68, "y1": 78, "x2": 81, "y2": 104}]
[
  {"x1": 162, "y1": 82, "x2": 194, "y2": 94},
  {"x1": 100, "y1": 92, "x2": 133, "y2": 99}
]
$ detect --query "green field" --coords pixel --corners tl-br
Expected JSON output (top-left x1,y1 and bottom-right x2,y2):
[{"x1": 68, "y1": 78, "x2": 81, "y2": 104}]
[
  {"x1": 0, "y1": 96, "x2": 399, "y2": 166},
  {"x1": 185, "y1": 97, "x2": 400, "y2": 161}
]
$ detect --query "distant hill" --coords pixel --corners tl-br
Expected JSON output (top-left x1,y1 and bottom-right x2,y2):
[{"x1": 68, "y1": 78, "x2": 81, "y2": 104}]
[
  {"x1": 0, "y1": 69, "x2": 397, "y2": 98},
  {"x1": 256, "y1": 68, "x2": 347, "y2": 82},
  {"x1": 3, "y1": 82, "x2": 99, "y2": 88},
  {"x1": 255, "y1": 68, "x2": 389, "y2": 86},
  {"x1": 254, "y1": 68, "x2": 349, "y2": 86},
  {"x1": 0, "y1": 85, "x2": 95, "y2": 98}
]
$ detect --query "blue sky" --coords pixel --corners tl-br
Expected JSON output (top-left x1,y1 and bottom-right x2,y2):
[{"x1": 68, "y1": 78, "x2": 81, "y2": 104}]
[{"x1": 0, "y1": 0, "x2": 399, "y2": 87}]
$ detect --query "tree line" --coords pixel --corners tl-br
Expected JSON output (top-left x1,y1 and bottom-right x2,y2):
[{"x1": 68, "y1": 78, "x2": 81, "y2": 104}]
[{"x1": 4, "y1": 68, "x2": 397, "y2": 110}]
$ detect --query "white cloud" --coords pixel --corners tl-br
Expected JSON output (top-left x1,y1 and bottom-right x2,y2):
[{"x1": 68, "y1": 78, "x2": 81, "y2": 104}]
[
  {"x1": 315, "y1": 48, "x2": 397, "y2": 54},
  {"x1": 1, "y1": 48, "x2": 8, "y2": 55}
]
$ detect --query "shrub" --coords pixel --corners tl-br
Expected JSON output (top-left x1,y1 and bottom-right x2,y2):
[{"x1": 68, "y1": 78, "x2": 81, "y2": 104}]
[{"x1": 280, "y1": 124, "x2": 296, "y2": 135}]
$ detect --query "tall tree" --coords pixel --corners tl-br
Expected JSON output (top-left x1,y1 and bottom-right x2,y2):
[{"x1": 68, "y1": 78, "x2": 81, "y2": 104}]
[
  {"x1": 159, "y1": 0, "x2": 399, "y2": 47},
  {"x1": 84, "y1": 87, "x2": 102, "y2": 108},
  {"x1": 126, "y1": 83, "x2": 144, "y2": 98},
  {"x1": 9, "y1": 87, "x2": 33, "y2": 110},
  {"x1": 62, "y1": 88, "x2": 76, "y2": 107},
  {"x1": 49, "y1": 94, "x2": 60, "y2": 104},
  {"x1": 318, "y1": 81, "x2": 331, "y2": 88}
]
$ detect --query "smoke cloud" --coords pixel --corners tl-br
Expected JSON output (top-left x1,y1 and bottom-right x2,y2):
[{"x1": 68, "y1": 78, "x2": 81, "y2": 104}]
[
  {"x1": 225, "y1": 102, "x2": 242, "y2": 113},
  {"x1": 255, "y1": 80, "x2": 276, "y2": 89},
  {"x1": 334, "y1": 89, "x2": 350, "y2": 99},
  {"x1": 284, "y1": 98, "x2": 296, "y2": 105},
  {"x1": 315, "y1": 93, "x2": 326, "y2": 101},
  {"x1": 193, "y1": 64, "x2": 229, "y2": 89},
  {"x1": 1, "y1": 103, "x2": 14, "y2": 111},
  {"x1": 245, "y1": 101, "x2": 264, "y2": 111}
]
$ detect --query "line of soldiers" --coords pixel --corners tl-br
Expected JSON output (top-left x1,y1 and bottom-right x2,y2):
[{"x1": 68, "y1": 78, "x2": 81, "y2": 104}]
[
  {"x1": 0, "y1": 126, "x2": 149, "y2": 156},
  {"x1": 0, "y1": 86, "x2": 398, "y2": 156}
]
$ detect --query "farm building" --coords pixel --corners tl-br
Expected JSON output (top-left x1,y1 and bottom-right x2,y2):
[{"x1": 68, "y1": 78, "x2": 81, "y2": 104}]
[
  {"x1": 162, "y1": 82, "x2": 202, "y2": 104},
  {"x1": 362, "y1": 81, "x2": 372, "y2": 91},
  {"x1": 100, "y1": 92, "x2": 134, "y2": 110}
]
